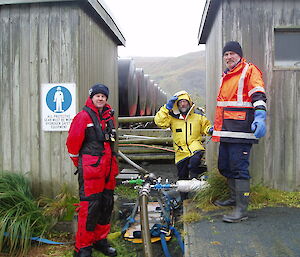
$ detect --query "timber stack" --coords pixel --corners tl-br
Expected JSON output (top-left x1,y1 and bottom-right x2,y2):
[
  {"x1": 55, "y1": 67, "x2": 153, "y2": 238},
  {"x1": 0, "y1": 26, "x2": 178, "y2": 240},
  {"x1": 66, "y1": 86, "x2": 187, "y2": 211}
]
[{"x1": 117, "y1": 116, "x2": 175, "y2": 162}]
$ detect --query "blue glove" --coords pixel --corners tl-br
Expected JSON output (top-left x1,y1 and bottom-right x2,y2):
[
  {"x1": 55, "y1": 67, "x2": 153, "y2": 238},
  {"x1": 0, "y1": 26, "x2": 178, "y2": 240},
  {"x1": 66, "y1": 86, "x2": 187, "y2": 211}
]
[
  {"x1": 208, "y1": 126, "x2": 214, "y2": 135},
  {"x1": 166, "y1": 95, "x2": 178, "y2": 110},
  {"x1": 251, "y1": 110, "x2": 266, "y2": 138}
]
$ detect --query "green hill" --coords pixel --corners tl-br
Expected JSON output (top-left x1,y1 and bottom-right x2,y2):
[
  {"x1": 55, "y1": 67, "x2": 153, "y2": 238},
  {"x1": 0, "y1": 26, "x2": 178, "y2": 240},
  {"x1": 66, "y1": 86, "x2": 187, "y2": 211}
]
[{"x1": 133, "y1": 51, "x2": 206, "y2": 106}]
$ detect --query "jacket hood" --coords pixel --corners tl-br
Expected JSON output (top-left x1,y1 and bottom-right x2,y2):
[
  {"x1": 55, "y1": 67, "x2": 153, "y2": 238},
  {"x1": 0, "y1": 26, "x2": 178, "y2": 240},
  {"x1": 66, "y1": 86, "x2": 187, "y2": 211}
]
[{"x1": 171, "y1": 90, "x2": 194, "y2": 115}]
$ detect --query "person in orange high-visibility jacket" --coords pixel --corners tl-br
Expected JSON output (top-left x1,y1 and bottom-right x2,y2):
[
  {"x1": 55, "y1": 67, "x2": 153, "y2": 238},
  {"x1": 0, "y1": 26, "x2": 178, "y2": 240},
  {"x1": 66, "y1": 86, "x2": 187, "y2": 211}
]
[
  {"x1": 212, "y1": 41, "x2": 267, "y2": 223},
  {"x1": 154, "y1": 91, "x2": 212, "y2": 201},
  {"x1": 66, "y1": 83, "x2": 118, "y2": 257}
]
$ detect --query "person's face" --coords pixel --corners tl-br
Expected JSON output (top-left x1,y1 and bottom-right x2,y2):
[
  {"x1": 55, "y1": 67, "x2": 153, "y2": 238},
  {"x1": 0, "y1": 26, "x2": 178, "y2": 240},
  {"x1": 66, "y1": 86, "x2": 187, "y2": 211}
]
[
  {"x1": 92, "y1": 93, "x2": 107, "y2": 109},
  {"x1": 223, "y1": 51, "x2": 241, "y2": 70},
  {"x1": 178, "y1": 99, "x2": 190, "y2": 113}
]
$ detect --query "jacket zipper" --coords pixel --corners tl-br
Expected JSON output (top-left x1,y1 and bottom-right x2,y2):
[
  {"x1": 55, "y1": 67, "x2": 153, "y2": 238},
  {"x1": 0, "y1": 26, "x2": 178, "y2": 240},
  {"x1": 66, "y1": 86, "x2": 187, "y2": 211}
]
[{"x1": 185, "y1": 122, "x2": 192, "y2": 154}]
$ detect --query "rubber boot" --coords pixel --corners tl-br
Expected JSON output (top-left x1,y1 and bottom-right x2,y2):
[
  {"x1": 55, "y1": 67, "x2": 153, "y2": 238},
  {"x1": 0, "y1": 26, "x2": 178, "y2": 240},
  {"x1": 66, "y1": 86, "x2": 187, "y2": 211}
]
[
  {"x1": 214, "y1": 178, "x2": 236, "y2": 207},
  {"x1": 73, "y1": 246, "x2": 93, "y2": 257},
  {"x1": 93, "y1": 238, "x2": 117, "y2": 256},
  {"x1": 180, "y1": 192, "x2": 189, "y2": 202},
  {"x1": 222, "y1": 179, "x2": 250, "y2": 223}
]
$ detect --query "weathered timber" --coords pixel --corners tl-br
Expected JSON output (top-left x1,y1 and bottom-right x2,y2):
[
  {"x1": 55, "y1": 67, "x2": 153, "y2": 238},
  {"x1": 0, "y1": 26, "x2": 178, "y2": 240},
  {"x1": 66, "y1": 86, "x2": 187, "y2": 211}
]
[
  {"x1": 118, "y1": 116, "x2": 155, "y2": 123},
  {"x1": 118, "y1": 128, "x2": 171, "y2": 138},
  {"x1": 119, "y1": 137, "x2": 173, "y2": 145},
  {"x1": 118, "y1": 153, "x2": 174, "y2": 161},
  {"x1": 119, "y1": 147, "x2": 173, "y2": 154}
]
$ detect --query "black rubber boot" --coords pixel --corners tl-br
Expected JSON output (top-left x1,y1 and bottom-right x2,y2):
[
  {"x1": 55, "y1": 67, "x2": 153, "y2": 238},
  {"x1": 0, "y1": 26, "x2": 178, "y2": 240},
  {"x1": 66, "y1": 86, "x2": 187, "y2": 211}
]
[
  {"x1": 73, "y1": 246, "x2": 93, "y2": 257},
  {"x1": 214, "y1": 178, "x2": 236, "y2": 207},
  {"x1": 180, "y1": 192, "x2": 189, "y2": 202},
  {"x1": 222, "y1": 179, "x2": 250, "y2": 223},
  {"x1": 93, "y1": 239, "x2": 117, "y2": 256}
]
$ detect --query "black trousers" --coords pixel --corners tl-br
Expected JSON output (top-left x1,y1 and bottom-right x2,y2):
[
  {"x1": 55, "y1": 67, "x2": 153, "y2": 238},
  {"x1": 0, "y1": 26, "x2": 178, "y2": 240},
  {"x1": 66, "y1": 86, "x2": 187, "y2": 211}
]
[{"x1": 176, "y1": 151, "x2": 204, "y2": 180}]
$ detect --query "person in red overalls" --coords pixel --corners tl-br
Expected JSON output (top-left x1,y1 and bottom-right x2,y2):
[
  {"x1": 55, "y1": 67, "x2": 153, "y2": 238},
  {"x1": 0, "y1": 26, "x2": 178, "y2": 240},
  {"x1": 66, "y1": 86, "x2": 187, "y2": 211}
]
[
  {"x1": 66, "y1": 83, "x2": 118, "y2": 257},
  {"x1": 212, "y1": 41, "x2": 267, "y2": 223}
]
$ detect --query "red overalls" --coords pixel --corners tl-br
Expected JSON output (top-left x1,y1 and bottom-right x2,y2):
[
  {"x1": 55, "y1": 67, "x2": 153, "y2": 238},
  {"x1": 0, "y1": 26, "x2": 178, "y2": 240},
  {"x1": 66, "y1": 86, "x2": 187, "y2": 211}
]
[{"x1": 66, "y1": 97, "x2": 119, "y2": 252}]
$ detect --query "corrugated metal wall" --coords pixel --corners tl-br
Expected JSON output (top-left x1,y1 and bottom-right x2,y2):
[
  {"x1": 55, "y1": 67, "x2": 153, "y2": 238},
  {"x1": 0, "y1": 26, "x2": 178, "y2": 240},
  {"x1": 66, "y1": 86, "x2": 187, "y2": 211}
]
[
  {"x1": 205, "y1": 0, "x2": 300, "y2": 191},
  {"x1": 0, "y1": 2, "x2": 119, "y2": 196}
]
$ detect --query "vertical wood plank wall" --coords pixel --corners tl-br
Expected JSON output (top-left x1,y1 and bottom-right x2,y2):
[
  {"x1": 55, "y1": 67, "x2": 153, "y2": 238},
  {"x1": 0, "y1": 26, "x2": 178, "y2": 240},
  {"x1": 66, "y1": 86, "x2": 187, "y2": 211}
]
[
  {"x1": 0, "y1": 2, "x2": 119, "y2": 196},
  {"x1": 206, "y1": 0, "x2": 300, "y2": 191}
]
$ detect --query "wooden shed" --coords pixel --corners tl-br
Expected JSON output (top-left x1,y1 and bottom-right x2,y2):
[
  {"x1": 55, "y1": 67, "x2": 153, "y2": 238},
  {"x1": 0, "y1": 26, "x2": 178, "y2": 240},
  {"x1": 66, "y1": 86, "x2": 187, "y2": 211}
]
[
  {"x1": 0, "y1": 0, "x2": 125, "y2": 196},
  {"x1": 199, "y1": 0, "x2": 300, "y2": 191}
]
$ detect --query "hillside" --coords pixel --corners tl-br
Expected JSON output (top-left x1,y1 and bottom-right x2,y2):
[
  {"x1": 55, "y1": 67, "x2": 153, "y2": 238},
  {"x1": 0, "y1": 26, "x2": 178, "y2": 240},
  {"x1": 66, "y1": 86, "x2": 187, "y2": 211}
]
[{"x1": 133, "y1": 51, "x2": 206, "y2": 106}]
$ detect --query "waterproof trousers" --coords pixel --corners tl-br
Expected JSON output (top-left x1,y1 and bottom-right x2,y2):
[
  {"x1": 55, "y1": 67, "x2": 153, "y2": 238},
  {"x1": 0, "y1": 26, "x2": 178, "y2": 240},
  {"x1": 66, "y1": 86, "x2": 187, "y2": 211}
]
[
  {"x1": 176, "y1": 151, "x2": 204, "y2": 201},
  {"x1": 176, "y1": 150, "x2": 205, "y2": 180},
  {"x1": 218, "y1": 142, "x2": 252, "y2": 179},
  {"x1": 74, "y1": 152, "x2": 118, "y2": 253}
]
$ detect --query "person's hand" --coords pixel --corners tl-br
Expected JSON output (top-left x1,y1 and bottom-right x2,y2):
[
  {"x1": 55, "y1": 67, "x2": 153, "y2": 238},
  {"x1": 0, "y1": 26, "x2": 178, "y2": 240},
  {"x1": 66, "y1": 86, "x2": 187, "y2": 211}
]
[
  {"x1": 166, "y1": 95, "x2": 178, "y2": 110},
  {"x1": 208, "y1": 126, "x2": 214, "y2": 135},
  {"x1": 251, "y1": 110, "x2": 266, "y2": 138}
]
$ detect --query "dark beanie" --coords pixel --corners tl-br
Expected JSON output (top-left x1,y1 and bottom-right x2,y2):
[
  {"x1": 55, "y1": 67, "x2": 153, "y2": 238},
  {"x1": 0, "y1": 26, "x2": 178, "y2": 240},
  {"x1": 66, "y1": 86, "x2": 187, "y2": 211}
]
[
  {"x1": 222, "y1": 41, "x2": 243, "y2": 57},
  {"x1": 89, "y1": 83, "x2": 109, "y2": 98}
]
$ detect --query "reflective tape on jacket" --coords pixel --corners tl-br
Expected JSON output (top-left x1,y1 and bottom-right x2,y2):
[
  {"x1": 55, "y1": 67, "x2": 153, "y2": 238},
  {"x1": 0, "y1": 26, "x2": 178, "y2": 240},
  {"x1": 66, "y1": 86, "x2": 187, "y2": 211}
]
[
  {"x1": 213, "y1": 131, "x2": 257, "y2": 140},
  {"x1": 213, "y1": 59, "x2": 265, "y2": 142}
]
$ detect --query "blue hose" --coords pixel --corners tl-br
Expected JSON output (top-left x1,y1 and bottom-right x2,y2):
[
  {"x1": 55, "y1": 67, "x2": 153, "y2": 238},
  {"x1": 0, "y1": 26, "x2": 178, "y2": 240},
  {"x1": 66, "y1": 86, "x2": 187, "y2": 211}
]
[
  {"x1": 3, "y1": 232, "x2": 68, "y2": 245},
  {"x1": 170, "y1": 226, "x2": 184, "y2": 254},
  {"x1": 160, "y1": 233, "x2": 172, "y2": 257}
]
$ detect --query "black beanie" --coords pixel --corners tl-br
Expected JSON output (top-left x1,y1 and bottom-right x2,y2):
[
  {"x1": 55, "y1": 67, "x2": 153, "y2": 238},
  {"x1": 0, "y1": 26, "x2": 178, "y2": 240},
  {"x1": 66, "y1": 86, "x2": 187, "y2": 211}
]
[
  {"x1": 222, "y1": 41, "x2": 243, "y2": 57},
  {"x1": 89, "y1": 83, "x2": 109, "y2": 98}
]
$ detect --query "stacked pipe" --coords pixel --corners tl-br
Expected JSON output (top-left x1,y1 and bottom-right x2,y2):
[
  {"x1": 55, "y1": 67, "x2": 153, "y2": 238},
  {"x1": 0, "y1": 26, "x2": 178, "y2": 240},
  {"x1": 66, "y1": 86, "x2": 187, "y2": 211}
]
[{"x1": 118, "y1": 58, "x2": 168, "y2": 117}]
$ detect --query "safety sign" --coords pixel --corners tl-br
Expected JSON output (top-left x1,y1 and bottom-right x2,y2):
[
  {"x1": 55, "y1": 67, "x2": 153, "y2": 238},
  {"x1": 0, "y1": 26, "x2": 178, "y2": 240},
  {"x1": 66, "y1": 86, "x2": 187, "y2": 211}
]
[{"x1": 41, "y1": 83, "x2": 76, "y2": 131}]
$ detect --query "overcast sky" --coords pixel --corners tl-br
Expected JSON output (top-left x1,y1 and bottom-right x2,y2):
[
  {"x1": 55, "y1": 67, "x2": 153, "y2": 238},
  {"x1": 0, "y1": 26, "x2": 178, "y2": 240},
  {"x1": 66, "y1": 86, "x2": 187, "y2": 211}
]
[{"x1": 103, "y1": 0, "x2": 206, "y2": 57}]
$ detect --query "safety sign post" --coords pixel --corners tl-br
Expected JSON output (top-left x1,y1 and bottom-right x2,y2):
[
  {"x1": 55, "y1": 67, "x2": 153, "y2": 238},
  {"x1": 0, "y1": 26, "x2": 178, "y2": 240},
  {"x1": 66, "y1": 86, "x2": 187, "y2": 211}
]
[{"x1": 41, "y1": 83, "x2": 76, "y2": 131}]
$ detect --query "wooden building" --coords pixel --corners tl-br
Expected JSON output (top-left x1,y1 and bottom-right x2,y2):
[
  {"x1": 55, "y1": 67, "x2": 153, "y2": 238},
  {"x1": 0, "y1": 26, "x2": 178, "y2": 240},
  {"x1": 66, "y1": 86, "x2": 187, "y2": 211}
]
[
  {"x1": 0, "y1": 0, "x2": 125, "y2": 196},
  {"x1": 199, "y1": 0, "x2": 300, "y2": 191}
]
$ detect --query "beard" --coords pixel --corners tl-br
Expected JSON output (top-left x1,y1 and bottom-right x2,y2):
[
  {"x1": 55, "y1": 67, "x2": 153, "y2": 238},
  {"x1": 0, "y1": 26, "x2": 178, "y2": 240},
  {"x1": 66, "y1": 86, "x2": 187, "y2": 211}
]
[{"x1": 179, "y1": 106, "x2": 190, "y2": 114}]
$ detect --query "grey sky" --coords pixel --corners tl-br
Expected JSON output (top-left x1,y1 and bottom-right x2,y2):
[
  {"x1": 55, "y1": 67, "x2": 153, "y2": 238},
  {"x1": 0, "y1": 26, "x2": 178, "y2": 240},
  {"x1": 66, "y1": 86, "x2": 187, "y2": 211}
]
[{"x1": 103, "y1": 0, "x2": 206, "y2": 57}]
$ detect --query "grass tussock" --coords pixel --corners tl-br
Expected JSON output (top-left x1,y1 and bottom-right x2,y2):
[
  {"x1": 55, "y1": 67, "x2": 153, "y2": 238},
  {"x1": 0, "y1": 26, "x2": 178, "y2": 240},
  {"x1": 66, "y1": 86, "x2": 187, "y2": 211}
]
[
  {"x1": 0, "y1": 171, "x2": 52, "y2": 256},
  {"x1": 114, "y1": 184, "x2": 139, "y2": 200},
  {"x1": 180, "y1": 211, "x2": 203, "y2": 224},
  {"x1": 185, "y1": 170, "x2": 300, "y2": 222},
  {"x1": 39, "y1": 183, "x2": 78, "y2": 222},
  {"x1": 192, "y1": 171, "x2": 229, "y2": 211}
]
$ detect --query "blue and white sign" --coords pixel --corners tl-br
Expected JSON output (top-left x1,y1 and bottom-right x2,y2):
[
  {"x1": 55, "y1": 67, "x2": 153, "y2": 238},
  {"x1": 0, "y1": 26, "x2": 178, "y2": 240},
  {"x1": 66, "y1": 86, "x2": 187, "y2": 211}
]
[{"x1": 41, "y1": 83, "x2": 76, "y2": 131}]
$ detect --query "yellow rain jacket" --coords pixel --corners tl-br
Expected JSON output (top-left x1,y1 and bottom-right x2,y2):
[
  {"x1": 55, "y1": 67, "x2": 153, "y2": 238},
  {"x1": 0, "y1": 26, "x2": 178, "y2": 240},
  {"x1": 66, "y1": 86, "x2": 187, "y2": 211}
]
[{"x1": 154, "y1": 91, "x2": 211, "y2": 163}]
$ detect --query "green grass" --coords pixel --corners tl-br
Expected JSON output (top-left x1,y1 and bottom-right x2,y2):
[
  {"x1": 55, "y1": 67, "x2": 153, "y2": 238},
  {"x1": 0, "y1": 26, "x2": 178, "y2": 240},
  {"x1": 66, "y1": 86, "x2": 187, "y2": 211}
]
[
  {"x1": 182, "y1": 170, "x2": 300, "y2": 223},
  {"x1": 114, "y1": 184, "x2": 139, "y2": 200},
  {"x1": 39, "y1": 183, "x2": 79, "y2": 222},
  {"x1": 0, "y1": 171, "x2": 53, "y2": 256}
]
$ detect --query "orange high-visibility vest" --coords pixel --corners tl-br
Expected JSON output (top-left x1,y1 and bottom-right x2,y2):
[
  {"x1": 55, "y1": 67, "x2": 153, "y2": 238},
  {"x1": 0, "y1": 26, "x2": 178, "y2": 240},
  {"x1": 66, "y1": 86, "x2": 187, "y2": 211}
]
[{"x1": 212, "y1": 58, "x2": 266, "y2": 143}]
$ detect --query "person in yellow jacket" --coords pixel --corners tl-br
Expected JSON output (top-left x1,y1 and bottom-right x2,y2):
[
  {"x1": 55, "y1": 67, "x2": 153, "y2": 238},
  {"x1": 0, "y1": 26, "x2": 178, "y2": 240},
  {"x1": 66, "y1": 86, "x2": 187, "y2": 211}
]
[{"x1": 154, "y1": 90, "x2": 212, "y2": 201}]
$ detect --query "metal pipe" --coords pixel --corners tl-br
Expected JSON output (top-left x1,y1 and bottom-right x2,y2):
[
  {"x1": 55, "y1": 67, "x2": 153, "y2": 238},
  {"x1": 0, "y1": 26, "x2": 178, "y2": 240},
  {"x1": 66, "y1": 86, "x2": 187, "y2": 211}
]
[
  {"x1": 139, "y1": 183, "x2": 153, "y2": 257},
  {"x1": 118, "y1": 116, "x2": 155, "y2": 123},
  {"x1": 118, "y1": 150, "x2": 149, "y2": 175},
  {"x1": 119, "y1": 137, "x2": 173, "y2": 145},
  {"x1": 118, "y1": 154, "x2": 174, "y2": 161}
]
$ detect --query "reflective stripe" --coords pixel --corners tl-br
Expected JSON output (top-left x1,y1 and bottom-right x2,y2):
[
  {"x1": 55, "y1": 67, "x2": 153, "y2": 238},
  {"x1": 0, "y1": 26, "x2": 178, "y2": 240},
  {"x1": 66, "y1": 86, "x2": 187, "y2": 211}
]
[
  {"x1": 218, "y1": 77, "x2": 224, "y2": 89},
  {"x1": 217, "y1": 101, "x2": 253, "y2": 107},
  {"x1": 248, "y1": 86, "x2": 265, "y2": 96},
  {"x1": 69, "y1": 153, "x2": 79, "y2": 157},
  {"x1": 87, "y1": 123, "x2": 94, "y2": 127},
  {"x1": 237, "y1": 63, "x2": 249, "y2": 103},
  {"x1": 253, "y1": 100, "x2": 267, "y2": 108},
  {"x1": 213, "y1": 130, "x2": 257, "y2": 139}
]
